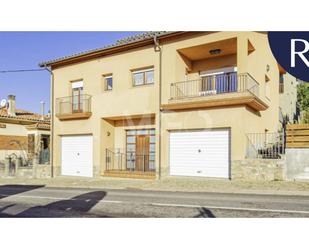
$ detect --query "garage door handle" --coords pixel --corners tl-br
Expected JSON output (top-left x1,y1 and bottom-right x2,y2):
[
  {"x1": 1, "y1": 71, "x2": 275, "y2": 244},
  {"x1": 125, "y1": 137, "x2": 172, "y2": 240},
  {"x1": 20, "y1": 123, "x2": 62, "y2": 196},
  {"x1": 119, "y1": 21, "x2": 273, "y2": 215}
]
[
  {"x1": 198, "y1": 149, "x2": 201, "y2": 153},
  {"x1": 77, "y1": 153, "x2": 80, "y2": 156}
]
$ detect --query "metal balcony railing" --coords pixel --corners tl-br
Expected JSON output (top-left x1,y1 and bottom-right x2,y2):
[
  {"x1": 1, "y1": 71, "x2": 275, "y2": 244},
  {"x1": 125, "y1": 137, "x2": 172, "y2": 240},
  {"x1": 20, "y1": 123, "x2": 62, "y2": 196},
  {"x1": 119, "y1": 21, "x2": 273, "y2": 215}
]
[
  {"x1": 106, "y1": 149, "x2": 155, "y2": 173},
  {"x1": 246, "y1": 132, "x2": 285, "y2": 159},
  {"x1": 56, "y1": 94, "x2": 92, "y2": 116},
  {"x1": 170, "y1": 72, "x2": 260, "y2": 100}
]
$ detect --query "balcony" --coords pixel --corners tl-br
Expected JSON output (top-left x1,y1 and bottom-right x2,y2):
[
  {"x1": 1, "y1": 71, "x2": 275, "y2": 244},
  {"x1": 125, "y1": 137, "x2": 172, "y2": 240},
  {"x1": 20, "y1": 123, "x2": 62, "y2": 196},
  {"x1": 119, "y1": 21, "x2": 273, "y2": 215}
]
[
  {"x1": 162, "y1": 73, "x2": 268, "y2": 112},
  {"x1": 56, "y1": 94, "x2": 92, "y2": 121}
]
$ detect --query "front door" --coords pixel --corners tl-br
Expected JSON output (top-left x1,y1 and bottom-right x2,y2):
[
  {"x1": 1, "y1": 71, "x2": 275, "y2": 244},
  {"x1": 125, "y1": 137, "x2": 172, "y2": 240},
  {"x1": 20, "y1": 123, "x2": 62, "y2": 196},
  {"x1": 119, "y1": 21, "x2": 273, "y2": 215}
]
[{"x1": 135, "y1": 135, "x2": 150, "y2": 171}]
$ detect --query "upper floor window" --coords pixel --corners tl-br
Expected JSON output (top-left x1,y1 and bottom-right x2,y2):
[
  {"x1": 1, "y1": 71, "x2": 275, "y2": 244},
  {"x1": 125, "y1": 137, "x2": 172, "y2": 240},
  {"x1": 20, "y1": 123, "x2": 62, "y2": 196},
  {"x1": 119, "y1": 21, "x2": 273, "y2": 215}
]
[
  {"x1": 279, "y1": 73, "x2": 284, "y2": 94},
  {"x1": 132, "y1": 67, "x2": 154, "y2": 86},
  {"x1": 71, "y1": 80, "x2": 83, "y2": 93},
  {"x1": 71, "y1": 80, "x2": 84, "y2": 112},
  {"x1": 103, "y1": 74, "x2": 113, "y2": 91},
  {"x1": 279, "y1": 73, "x2": 284, "y2": 84}
]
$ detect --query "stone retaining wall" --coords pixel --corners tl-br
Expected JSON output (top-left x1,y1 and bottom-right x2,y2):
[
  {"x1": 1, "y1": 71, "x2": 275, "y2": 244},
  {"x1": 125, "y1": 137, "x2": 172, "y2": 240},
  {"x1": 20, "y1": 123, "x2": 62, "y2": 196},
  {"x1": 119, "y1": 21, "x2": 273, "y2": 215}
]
[
  {"x1": 1, "y1": 160, "x2": 287, "y2": 181},
  {"x1": 159, "y1": 159, "x2": 287, "y2": 181},
  {"x1": 0, "y1": 164, "x2": 51, "y2": 179},
  {"x1": 232, "y1": 159, "x2": 286, "y2": 181}
]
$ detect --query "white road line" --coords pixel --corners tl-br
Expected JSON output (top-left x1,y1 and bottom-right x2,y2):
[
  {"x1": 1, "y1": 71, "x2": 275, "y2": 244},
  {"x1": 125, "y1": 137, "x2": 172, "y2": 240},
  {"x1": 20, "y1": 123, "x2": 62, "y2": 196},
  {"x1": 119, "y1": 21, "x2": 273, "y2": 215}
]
[
  {"x1": 99, "y1": 200, "x2": 123, "y2": 204},
  {"x1": 1, "y1": 194, "x2": 309, "y2": 214},
  {"x1": 0, "y1": 194, "x2": 68, "y2": 201},
  {"x1": 0, "y1": 194, "x2": 123, "y2": 204},
  {"x1": 150, "y1": 202, "x2": 309, "y2": 214}
]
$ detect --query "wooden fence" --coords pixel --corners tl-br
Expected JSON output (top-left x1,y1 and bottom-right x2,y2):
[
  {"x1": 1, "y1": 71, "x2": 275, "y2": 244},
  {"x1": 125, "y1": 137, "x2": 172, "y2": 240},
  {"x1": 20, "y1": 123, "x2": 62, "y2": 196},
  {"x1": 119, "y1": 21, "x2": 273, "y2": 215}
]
[{"x1": 286, "y1": 124, "x2": 309, "y2": 148}]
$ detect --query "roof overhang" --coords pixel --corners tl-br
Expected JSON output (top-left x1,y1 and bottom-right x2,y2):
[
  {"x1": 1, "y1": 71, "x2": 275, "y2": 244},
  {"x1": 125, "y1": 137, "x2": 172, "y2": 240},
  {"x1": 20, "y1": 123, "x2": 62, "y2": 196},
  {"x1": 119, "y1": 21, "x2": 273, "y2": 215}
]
[
  {"x1": 103, "y1": 113, "x2": 155, "y2": 121},
  {"x1": 39, "y1": 31, "x2": 265, "y2": 70},
  {"x1": 26, "y1": 123, "x2": 50, "y2": 131},
  {"x1": 103, "y1": 113, "x2": 155, "y2": 127},
  {"x1": 39, "y1": 32, "x2": 189, "y2": 69},
  {"x1": 278, "y1": 63, "x2": 286, "y2": 74},
  {"x1": 178, "y1": 37, "x2": 237, "y2": 61},
  {"x1": 0, "y1": 116, "x2": 49, "y2": 125}
]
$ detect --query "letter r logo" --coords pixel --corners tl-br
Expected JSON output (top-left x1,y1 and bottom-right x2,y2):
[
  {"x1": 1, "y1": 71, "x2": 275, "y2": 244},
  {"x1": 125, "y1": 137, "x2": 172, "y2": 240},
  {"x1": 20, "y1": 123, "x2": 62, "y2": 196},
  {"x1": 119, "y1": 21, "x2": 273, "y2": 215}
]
[
  {"x1": 268, "y1": 32, "x2": 309, "y2": 81},
  {"x1": 291, "y1": 39, "x2": 309, "y2": 67}
]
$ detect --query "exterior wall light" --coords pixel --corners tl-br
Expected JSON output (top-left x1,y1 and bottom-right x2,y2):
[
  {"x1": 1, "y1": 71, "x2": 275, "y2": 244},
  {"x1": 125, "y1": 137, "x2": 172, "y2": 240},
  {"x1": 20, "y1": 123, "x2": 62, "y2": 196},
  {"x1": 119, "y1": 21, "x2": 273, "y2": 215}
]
[{"x1": 209, "y1": 49, "x2": 221, "y2": 55}]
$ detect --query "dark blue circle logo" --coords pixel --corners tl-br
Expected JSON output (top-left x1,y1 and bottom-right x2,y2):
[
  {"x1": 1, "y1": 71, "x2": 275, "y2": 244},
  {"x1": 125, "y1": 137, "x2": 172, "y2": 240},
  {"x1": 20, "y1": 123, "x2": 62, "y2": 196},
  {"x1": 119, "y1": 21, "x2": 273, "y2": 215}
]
[{"x1": 268, "y1": 32, "x2": 309, "y2": 82}]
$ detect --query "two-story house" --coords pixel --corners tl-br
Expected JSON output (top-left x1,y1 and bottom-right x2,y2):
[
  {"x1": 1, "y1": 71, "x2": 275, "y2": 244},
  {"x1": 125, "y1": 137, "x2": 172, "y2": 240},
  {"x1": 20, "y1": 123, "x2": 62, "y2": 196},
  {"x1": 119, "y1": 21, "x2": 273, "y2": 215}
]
[{"x1": 40, "y1": 31, "x2": 281, "y2": 179}]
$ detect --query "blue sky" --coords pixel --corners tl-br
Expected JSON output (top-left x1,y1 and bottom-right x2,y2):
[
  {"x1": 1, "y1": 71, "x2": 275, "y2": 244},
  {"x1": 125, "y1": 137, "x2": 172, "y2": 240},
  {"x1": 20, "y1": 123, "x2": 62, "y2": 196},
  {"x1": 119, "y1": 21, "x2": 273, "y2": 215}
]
[{"x1": 0, "y1": 32, "x2": 142, "y2": 113}]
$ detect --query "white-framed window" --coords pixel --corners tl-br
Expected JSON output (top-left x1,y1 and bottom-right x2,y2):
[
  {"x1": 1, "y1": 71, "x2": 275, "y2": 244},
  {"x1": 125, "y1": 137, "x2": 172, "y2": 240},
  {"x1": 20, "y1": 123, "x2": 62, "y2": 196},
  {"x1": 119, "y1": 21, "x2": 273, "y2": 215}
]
[
  {"x1": 132, "y1": 67, "x2": 154, "y2": 86},
  {"x1": 103, "y1": 74, "x2": 113, "y2": 91},
  {"x1": 71, "y1": 80, "x2": 83, "y2": 89}
]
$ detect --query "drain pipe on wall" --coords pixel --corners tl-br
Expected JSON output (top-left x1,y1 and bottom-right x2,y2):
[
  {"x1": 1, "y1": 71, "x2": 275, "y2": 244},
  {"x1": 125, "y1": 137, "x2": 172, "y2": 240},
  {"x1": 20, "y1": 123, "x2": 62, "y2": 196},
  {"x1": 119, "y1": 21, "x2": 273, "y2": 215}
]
[
  {"x1": 44, "y1": 65, "x2": 54, "y2": 178},
  {"x1": 154, "y1": 35, "x2": 162, "y2": 180}
]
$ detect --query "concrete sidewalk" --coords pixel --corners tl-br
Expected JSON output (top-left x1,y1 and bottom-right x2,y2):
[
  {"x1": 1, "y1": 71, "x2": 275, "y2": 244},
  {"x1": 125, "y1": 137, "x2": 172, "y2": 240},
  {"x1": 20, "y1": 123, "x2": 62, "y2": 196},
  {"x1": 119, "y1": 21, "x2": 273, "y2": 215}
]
[{"x1": 1, "y1": 176, "x2": 309, "y2": 196}]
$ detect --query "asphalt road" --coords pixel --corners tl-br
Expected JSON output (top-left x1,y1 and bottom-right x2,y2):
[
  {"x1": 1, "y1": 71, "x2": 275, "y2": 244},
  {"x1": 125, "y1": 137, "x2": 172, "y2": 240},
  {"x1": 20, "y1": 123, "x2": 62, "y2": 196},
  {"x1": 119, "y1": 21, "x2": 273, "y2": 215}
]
[{"x1": 1, "y1": 184, "x2": 309, "y2": 217}]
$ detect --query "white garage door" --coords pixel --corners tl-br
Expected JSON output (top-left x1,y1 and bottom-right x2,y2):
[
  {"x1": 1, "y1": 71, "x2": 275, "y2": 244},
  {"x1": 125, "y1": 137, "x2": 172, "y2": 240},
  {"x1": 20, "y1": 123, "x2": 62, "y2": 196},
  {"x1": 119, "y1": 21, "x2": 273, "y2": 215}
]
[
  {"x1": 169, "y1": 130, "x2": 230, "y2": 178},
  {"x1": 61, "y1": 135, "x2": 93, "y2": 177}
]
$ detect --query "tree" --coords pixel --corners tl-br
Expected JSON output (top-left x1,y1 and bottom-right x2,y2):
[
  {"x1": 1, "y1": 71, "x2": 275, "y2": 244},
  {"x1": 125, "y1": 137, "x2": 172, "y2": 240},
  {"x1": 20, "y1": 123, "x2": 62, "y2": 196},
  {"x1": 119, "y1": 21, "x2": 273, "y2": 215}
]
[
  {"x1": 297, "y1": 82, "x2": 309, "y2": 123},
  {"x1": 297, "y1": 83, "x2": 309, "y2": 110}
]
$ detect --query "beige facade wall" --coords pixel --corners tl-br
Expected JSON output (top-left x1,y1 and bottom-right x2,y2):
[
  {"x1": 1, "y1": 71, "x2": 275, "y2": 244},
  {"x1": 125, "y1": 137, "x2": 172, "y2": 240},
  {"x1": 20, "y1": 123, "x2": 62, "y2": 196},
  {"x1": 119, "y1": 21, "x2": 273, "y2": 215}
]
[
  {"x1": 159, "y1": 32, "x2": 280, "y2": 174},
  {"x1": 0, "y1": 122, "x2": 28, "y2": 136},
  {"x1": 244, "y1": 32, "x2": 280, "y2": 133},
  {"x1": 51, "y1": 32, "x2": 280, "y2": 178},
  {"x1": 52, "y1": 45, "x2": 160, "y2": 176}
]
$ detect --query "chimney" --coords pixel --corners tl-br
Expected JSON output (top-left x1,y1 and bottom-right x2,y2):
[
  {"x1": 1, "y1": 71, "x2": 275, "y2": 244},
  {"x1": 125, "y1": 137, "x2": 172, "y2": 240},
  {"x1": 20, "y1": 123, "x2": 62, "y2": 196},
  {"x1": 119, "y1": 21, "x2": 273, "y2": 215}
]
[
  {"x1": 40, "y1": 101, "x2": 45, "y2": 120},
  {"x1": 7, "y1": 95, "x2": 16, "y2": 116}
]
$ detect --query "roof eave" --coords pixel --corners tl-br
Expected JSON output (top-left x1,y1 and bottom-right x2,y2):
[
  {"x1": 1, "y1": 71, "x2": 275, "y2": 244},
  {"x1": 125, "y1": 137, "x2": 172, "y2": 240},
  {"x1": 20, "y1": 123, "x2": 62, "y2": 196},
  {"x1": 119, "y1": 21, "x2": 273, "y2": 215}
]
[
  {"x1": 39, "y1": 31, "x2": 187, "y2": 69},
  {"x1": 0, "y1": 116, "x2": 50, "y2": 125}
]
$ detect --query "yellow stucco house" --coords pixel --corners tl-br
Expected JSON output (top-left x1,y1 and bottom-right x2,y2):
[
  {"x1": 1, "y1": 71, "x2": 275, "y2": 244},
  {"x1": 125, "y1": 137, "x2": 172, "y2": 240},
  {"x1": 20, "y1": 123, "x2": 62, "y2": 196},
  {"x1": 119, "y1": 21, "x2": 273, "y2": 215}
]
[{"x1": 40, "y1": 31, "x2": 289, "y2": 180}]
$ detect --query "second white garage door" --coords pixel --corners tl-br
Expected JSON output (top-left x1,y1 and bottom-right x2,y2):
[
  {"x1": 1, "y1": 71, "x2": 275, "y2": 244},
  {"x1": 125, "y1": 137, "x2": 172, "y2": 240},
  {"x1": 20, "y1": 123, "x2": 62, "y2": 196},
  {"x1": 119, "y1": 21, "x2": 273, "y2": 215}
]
[
  {"x1": 61, "y1": 135, "x2": 93, "y2": 177},
  {"x1": 169, "y1": 129, "x2": 230, "y2": 178}
]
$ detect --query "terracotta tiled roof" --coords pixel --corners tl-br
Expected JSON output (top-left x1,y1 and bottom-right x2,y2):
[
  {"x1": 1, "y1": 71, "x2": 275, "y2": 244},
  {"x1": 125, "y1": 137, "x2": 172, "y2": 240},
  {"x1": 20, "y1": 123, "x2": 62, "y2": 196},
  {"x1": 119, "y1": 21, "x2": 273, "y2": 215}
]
[
  {"x1": 116, "y1": 31, "x2": 171, "y2": 45},
  {"x1": 26, "y1": 123, "x2": 50, "y2": 130},
  {"x1": 39, "y1": 31, "x2": 176, "y2": 67},
  {"x1": 15, "y1": 109, "x2": 34, "y2": 115},
  {"x1": 0, "y1": 107, "x2": 50, "y2": 123}
]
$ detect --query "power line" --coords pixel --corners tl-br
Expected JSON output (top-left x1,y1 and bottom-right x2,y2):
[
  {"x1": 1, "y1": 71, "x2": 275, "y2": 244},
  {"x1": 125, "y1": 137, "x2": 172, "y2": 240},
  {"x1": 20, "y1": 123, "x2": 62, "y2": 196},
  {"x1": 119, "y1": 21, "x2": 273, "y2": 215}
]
[{"x1": 0, "y1": 68, "x2": 46, "y2": 73}]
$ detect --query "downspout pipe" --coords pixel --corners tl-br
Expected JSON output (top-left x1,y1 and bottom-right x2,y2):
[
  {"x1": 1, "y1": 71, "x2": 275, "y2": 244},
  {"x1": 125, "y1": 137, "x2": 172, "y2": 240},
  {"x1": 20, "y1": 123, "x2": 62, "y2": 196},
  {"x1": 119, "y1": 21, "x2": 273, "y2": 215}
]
[
  {"x1": 44, "y1": 65, "x2": 54, "y2": 178},
  {"x1": 154, "y1": 35, "x2": 162, "y2": 180}
]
